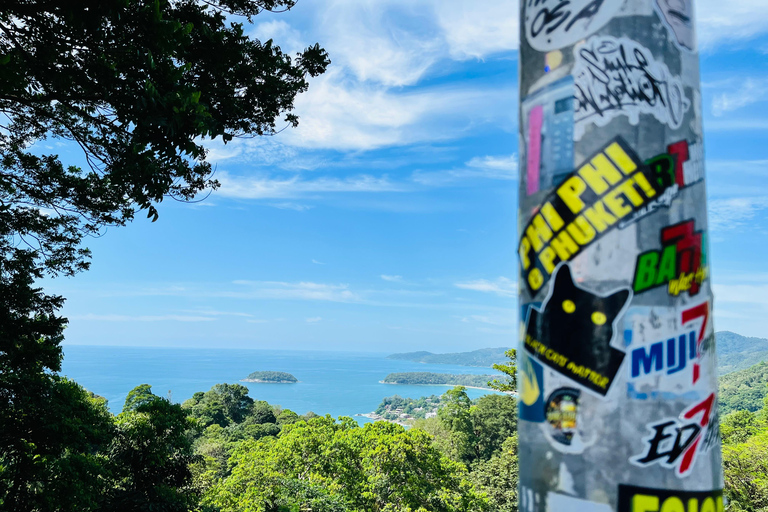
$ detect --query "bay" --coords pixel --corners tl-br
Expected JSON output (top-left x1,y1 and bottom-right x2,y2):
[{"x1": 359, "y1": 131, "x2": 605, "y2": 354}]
[{"x1": 61, "y1": 345, "x2": 503, "y2": 421}]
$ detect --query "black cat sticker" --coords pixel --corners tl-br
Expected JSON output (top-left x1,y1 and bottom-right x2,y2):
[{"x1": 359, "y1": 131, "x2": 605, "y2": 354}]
[{"x1": 523, "y1": 264, "x2": 631, "y2": 396}]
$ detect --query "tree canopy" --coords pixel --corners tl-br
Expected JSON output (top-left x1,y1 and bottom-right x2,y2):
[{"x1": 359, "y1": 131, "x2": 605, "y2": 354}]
[
  {"x1": 1, "y1": 0, "x2": 329, "y2": 279},
  {"x1": 0, "y1": 1, "x2": 328, "y2": 507}
]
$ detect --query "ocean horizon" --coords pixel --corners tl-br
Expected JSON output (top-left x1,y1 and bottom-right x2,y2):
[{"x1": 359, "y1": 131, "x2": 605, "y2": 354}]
[{"x1": 61, "y1": 345, "x2": 503, "y2": 420}]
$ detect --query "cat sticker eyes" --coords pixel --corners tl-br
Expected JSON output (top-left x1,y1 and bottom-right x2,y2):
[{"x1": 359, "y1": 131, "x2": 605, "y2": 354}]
[
  {"x1": 562, "y1": 300, "x2": 576, "y2": 313},
  {"x1": 592, "y1": 311, "x2": 607, "y2": 325}
]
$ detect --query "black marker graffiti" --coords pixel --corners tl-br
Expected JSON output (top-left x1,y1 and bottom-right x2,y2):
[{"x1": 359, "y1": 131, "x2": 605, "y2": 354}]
[
  {"x1": 524, "y1": 0, "x2": 621, "y2": 52},
  {"x1": 573, "y1": 37, "x2": 690, "y2": 139},
  {"x1": 634, "y1": 420, "x2": 701, "y2": 467}
]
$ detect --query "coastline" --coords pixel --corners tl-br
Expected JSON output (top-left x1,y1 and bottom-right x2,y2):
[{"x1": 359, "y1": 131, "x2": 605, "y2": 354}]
[
  {"x1": 240, "y1": 379, "x2": 298, "y2": 384},
  {"x1": 355, "y1": 412, "x2": 412, "y2": 427}
]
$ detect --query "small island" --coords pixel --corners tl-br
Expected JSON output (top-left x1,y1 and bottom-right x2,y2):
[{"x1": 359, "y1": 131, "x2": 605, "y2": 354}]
[
  {"x1": 241, "y1": 371, "x2": 298, "y2": 383},
  {"x1": 381, "y1": 372, "x2": 498, "y2": 389}
]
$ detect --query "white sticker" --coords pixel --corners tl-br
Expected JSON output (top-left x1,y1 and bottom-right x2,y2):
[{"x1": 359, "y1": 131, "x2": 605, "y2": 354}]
[
  {"x1": 623, "y1": 301, "x2": 712, "y2": 401},
  {"x1": 655, "y1": 0, "x2": 696, "y2": 52},
  {"x1": 524, "y1": 0, "x2": 623, "y2": 52},
  {"x1": 573, "y1": 36, "x2": 691, "y2": 140},
  {"x1": 546, "y1": 492, "x2": 613, "y2": 512}
]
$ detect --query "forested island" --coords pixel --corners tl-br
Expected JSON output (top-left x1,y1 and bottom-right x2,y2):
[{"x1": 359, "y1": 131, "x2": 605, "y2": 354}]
[
  {"x1": 382, "y1": 372, "x2": 498, "y2": 389},
  {"x1": 387, "y1": 347, "x2": 511, "y2": 367},
  {"x1": 241, "y1": 371, "x2": 298, "y2": 383}
]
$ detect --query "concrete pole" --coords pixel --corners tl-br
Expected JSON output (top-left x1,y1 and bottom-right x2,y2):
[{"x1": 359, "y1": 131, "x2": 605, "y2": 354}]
[{"x1": 516, "y1": 1, "x2": 723, "y2": 511}]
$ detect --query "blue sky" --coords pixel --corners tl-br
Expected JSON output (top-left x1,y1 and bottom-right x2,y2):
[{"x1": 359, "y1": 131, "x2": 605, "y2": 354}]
[{"x1": 47, "y1": 0, "x2": 768, "y2": 352}]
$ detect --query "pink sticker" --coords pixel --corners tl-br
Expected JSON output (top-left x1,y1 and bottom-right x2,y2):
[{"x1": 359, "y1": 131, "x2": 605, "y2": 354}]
[{"x1": 527, "y1": 105, "x2": 543, "y2": 195}]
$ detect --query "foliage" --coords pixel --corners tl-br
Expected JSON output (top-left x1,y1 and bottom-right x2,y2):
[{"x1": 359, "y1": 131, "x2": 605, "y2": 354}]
[
  {"x1": 243, "y1": 371, "x2": 298, "y2": 383},
  {"x1": 489, "y1": 349, "x2": 516, "y2": 393},
  {"x1": 182, "y1": 383, "x2": 255, "y2": 427},
  {"x1": 436, "y1": 387, "x2": 476, "y2": 465},
  {"x1": 721, "y1": 410, "x2": 762, "y2": 445},
  {"x1": 0, "y1": 1, "x2": 327, "y2": 508},
  {"x1": 470, "y1": 394, "x2": 517, "y2": 461},
  {"x1": 412, "y1": 387, "x2": 517, "y2": 467},
  {"x1": 0, "y1": 377, "x2": 114, "y2": 511},
  {"x1": 469, "y1": 434, "x2": 519, "y2": 512},
  {"x1": 105, "y1": 385, "x2": 202, "y2": 511},
  {"x1": 719, "y1": 361, "x2": 768, "y2": 415},
  {"x1": 383, "y1": 373, "x2": 496, "y2": 388},
  {"x1": 123, "y1": 383, "x2": 158, "y2": 413},
  {"x1": 206, "y1": 416, "x2": 488, "y2": 512},
  {"x1": 723, "y1": 430, "x2": 768, "y2": 511},
  {"x1": 1, "y1": 0, "x2": 329, "y2": 280}
]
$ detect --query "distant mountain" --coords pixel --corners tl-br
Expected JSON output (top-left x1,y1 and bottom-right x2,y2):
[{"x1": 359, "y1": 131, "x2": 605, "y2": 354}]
[
  {"x1": 387, "y1": 348, "x2": 511, "y2": 367},
  {"x1": 719, "y1": 361, "x2": 768, "y2": 415},
  {"x1": 716, "y1": 331, "x2": 768, "y2": 375},
  {"x1": 386, "y1": 332, "x2": 768, "y2": 373}
]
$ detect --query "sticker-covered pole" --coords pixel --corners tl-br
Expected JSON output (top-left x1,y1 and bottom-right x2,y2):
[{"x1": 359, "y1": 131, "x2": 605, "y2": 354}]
[{"x1": 517, "y1": 1, "x2": 723, "y2": 511}]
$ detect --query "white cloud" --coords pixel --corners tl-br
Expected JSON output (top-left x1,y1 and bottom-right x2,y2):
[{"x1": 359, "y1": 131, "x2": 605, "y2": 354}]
[
  {"x1": 455, "y1": 277, "x2": 517, "y2": 297},
  {"x1": 216, "y1": 171, "x2": 405, "y2": 199},
  {"x1": 231, "y1": 281, "x2": 360, "y2": 303},
  {"x1": 317, "y1": 0, "x2": 442, "y2": 87},
  {"x1": 306, "y1": 316, "x2": 323, "y2": 323},
  {"x1": 72, "y1": 314, "x2": 215, "y2": 322},
  {"x1": 432, "y1": 0, "x2": 519, "y2": 59},
  {"x1": 250, "y1": 20, "x2": 305, "y2": 56},
  {"x1": 268, "y1": 202, "x2": 315, "y2": 211},
  {"x1": 381, "y1": 274, "x2": 403, "y2": 282},
  {"x1": 697, "y1": 0, "x2": 768, "y2": 48},
  {"x1": 413, "y1": 154, "x2": 518, "y2": 186},
  {"x1": 705, "y1": 119, "x2": 768, "y2": 131},
  {"x1": 285, "y1": 70, "x2": 514, "y2": 151},
  {"x1": 460, "y1": 313, "x2": 514, "y2": 326},
  {"x1": 707, "y1": 159, "x2": 768, "y2": 176},
  {"x1": 312, "y1": 259, "x2": 326, "y2": 265},
  {"x1": 708, "y1": 197, "x2": 768, "y2": 231},
  {"x1": 711, "y1": 78, "x2": 768, "y2": 116},
  {"x1": 180, "y1": 309, "x2": 253, "y2": 318}
]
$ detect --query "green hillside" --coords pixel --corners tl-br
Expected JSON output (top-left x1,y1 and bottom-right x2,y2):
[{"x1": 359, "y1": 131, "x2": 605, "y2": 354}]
[
  {"x1": 387, "y1": 347, "x2": 511, "y2": 367},
  {"x1": 719, "y1": 361, "x2": 768, "y2": 415},
  {"x1": 716, "y1": 331, "x2": 768, "y2": 374}
]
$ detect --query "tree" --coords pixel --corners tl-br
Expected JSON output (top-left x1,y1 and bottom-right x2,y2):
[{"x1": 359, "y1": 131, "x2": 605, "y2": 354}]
[
  {"x1": 489, "y1": 349, "x2": 517, "y2": 392},
  {"x1": 123, "y1": 383, "x2": 159, "y2": 413},
  {"x1": 723, "y1": 431, "x2": 768, "y2": 511},
  {"x1": 207, "y1": 416, "x2": 488, "y2": 512},
  {"x1": 436, "y1": 387, "x2": 475, "y2": 464},
  {"x1": 105, "y1": 388, "x2": 202, "y2": 511},
  {"x1": 1, "y1": 1, "x2": 328, "y2": 506},
  {"x1": 721, "y1": 409, "x2": 762, "y2": 445},
  {"x1": 1, "y1": 0, "x2": 330, "y2": 278},
  {"x1": 470, "y1": 394, "x2": 517, "y2": 461},
  {"x1": 183, "y1": 383, "x2": 255, "y2": 427},
  {"x1": 249, "y1": 400, "x2": 278, "y2": 425},
  {"x1": 0, "y1": 377, "x2": 115, "y2": 511},
  {"x1": 469, "y1": 434, "x2": 519, "y2": 512}
]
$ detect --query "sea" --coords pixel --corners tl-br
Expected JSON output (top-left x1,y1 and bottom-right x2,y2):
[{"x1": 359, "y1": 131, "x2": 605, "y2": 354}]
[{"x1": 60, "y1": 345, "x2": 503, "y2": 422}]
